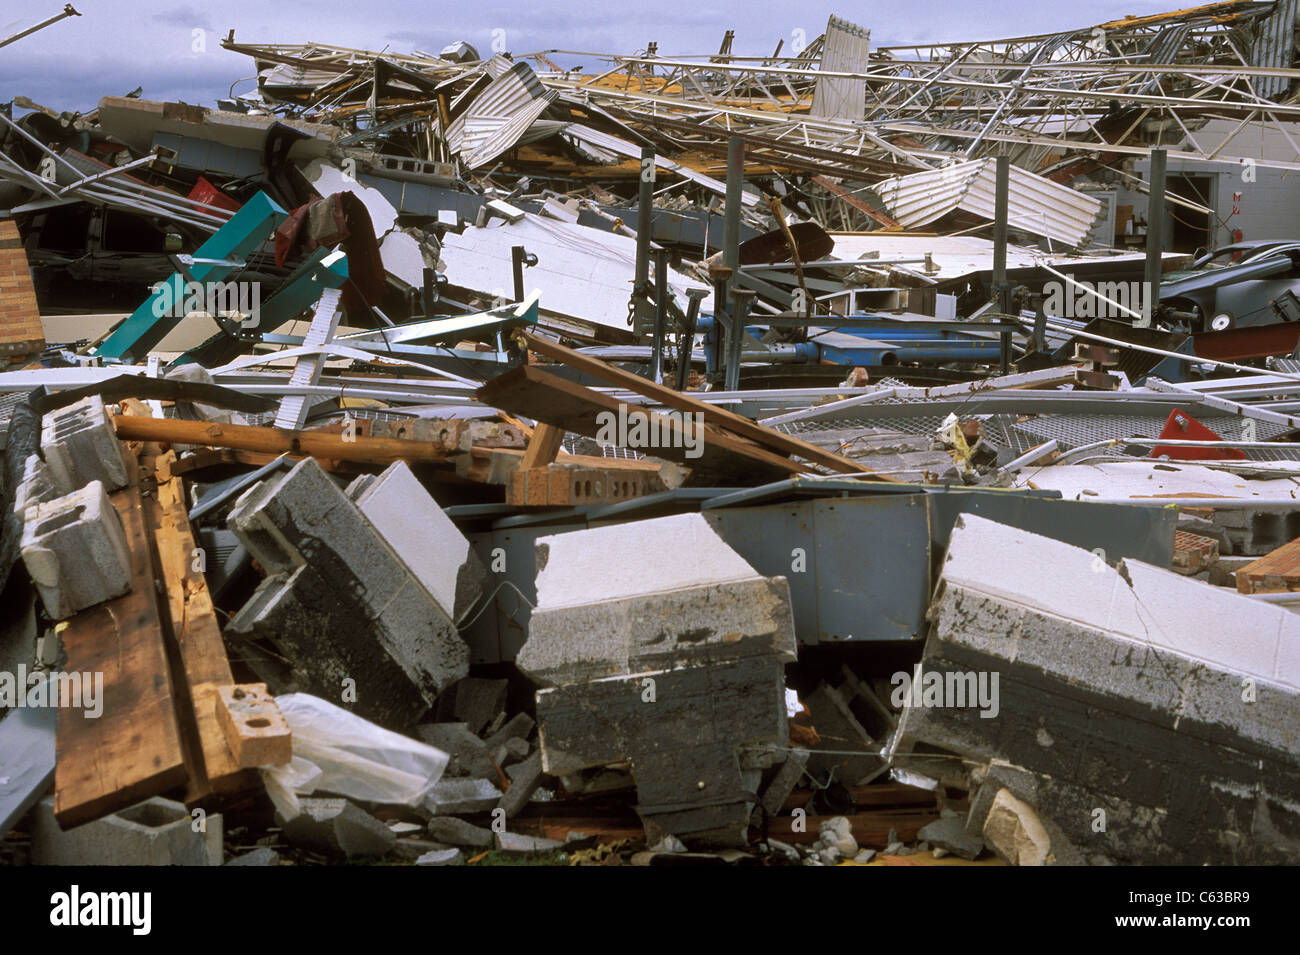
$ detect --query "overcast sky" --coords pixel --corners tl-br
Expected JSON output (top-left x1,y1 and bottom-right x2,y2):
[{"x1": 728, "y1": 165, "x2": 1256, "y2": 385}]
[{"x1": 2, "y1": 0, "x2": 1177, "y2": 113}]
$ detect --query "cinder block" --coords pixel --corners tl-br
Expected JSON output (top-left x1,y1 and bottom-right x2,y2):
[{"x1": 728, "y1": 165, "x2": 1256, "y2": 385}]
[
  {"x1": 21, "y1": 481, "x2": 131, "y2": 619},
  {"x1": 32, "y1": 796, "x2": 222, "y2": 866},
  {"x1": 40, "y1": 396, "x2": 129, "y2": 494},
  {"x1": 13, "y1": 453, "x2": 57, "y2": 517}
]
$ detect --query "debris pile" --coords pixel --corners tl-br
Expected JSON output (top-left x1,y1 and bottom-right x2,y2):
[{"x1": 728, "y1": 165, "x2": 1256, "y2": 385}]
[{"x1": 2, "y1": 3, "x2": 1300, "y2": 868}]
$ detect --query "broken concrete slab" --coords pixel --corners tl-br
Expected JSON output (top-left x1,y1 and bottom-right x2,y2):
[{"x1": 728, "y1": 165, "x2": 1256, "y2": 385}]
[
  {"x1": 32, "y1": 796, "x2": 222, "y2": 866},
  {"x1": 347, "y1": 461, "x2": 487, "y2": 620},
  {"x1": 518, "y1": 512, "x2": 799, "y2": 847},
  {"x1": 20, "y1": 480, "x2": 131, "y2": 620},
  {"x1": 893, "y1": 513, "x2": 1300, "y2": 864},
  {"x1": 446, "y1": 676, "x2": 508, "y2": 736},
  {"x1": 494, "y1": 736, "x2": 530, "y2": 767},
  {"x1": 416, "y1": 847, "x2": 465, "y2": 866},
  {"x1": 426, "y1": 816, "x2": 494, "y2": 848},
  {"x1": 758, "y1": 747, "x2": 808, "y2": 819},
  {"x1": 520, "y1": 513, "x2": 795, "y2": 686},
  {"x1": 279, "y1": 797, "x2": 396, "y2": 860},
  {"x1": 416, "y1": 722, "x2": 496, "y2": 779},
  {"x1": 917, "y1": 813, "x2": 984, "y2": 861},
  {"x1": 227, "y1": 456, "x2": 468, "y2": 720},
  {"x1": 498, "y1": 750, "x2": 543, "y2": 818},
  {"x1": 483, "y1": 712, "x2": 534, "y2": 750},
  {"x1": 423, "y1": 777, "x2": 503, "y2": 815},
  {"x1": 495, "y1": 830, "x2": 564, "y2": 854}
]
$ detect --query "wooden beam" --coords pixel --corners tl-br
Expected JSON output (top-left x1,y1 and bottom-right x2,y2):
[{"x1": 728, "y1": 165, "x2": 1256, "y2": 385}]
[
  {"x1": 142, "y1": 449, "x2": 259, "y2": 798},
  {"x1": 55, "y1": 445, "x2": 188, "y2": 827},
  {"x1": 517, "y1": 331, "x2": 894, "y2": 480},
  {"x1": 110, "y1": 415, "x2": 449, "y2": 465},
  {"x1": 477, "y1": 364, "x2": 797, "y2": 485},
  {"x1": 520, "y1": 423, "x2": 566, "y2": 469}
]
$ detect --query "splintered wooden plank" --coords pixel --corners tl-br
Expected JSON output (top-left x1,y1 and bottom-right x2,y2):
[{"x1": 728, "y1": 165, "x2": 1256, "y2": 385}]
[
  {"x1": 55, "y1": 452, "x2": 188, "y2": 828},
  {"x1": 143, "y1": 450, "x2": 258, "y2": 797},
  {"x1": 478, "y1": 364, "x2": 799, "y2": 485},
  {"x1": 1236, "y1": 536, "x2": 1300, "y2": 593},
  {"x1": 518, "y1": 330, "x2": 894, "y2": 480}
]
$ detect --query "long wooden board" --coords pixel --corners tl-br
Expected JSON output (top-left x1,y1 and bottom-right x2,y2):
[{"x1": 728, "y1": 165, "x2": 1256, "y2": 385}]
[
  {"x1": 477, "y1": 364, "x2": 797, "y2": 485},
  {"x1": 142, "y1": 450, "x2": 258, "y2": 798},
  {"x1": 518, "y1": 330, "x2": 895, "y2": 481},
  {"x1": 54, "y1": 447, "x2": 188, "y2": 827}
]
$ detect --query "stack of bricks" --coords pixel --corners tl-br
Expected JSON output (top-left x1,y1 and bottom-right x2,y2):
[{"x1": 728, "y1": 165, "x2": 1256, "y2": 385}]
[{"x1": 0, "y1": 221, "x2": 44, "y2": 364}]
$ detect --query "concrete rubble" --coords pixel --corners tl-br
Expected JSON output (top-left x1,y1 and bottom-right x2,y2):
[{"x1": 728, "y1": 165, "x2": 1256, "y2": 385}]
[{"x1": 0, "y1": 2, "x2": 1297, "y2": 877}]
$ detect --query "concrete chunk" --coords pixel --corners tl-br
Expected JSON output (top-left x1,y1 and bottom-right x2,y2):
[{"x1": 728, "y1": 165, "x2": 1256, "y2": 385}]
[
  {"x1": 416, "y1": 722, "x2": 496, "y2": 778},
  {"x1": 499, "y1": 751, "x2": 544, "y2": 818},
  {"x1": 495, "y1": 831, "x2": 564, "y2": 854},
  {"x1": 423, "y1": 777, "x2": 503, "y2": 815},
  {"x1": 348, "y1": 461, "x2": 487, "y2": 620},
  {"x1": 280, "y1": 797, "x2": 395, "y2": 859},
  {"x1": 982, "y1": 789, "x2": 1050, "y2": 866},
  {"x1": 416, "y1": 847, "x2": 465, "y2": 866},
  {"x1": 21, "y1": 481, "x2": 131, "y2": 619},
  {"x1": 426, "y1": 816, "x2": 494, "y2": 848}
]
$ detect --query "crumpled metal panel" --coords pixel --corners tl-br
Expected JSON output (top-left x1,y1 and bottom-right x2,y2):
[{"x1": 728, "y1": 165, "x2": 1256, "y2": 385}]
[{"x1": 872, "y1": 159, "x2": 1103, "y2": 246}]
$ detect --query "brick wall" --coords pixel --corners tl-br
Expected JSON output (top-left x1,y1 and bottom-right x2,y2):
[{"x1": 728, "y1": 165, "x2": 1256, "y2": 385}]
[{"x1": 0, "y1": 220, "x2": 44, "y2": 360}]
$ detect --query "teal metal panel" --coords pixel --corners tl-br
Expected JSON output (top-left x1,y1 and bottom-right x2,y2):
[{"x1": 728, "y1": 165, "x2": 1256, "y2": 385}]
[{"x1": 93, "y1": 191, "x2": 287, "y2": 362}]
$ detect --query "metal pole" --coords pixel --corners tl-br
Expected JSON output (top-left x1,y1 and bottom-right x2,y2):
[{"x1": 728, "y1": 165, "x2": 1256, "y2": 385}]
[
  {"x1": 727, "y1": 288, "x2": 755, "y2": 392},
  {"x1": 0, "y1": 4, "x2": 80, "y2": 51},
  {"x1": 1143, "y1": 147, "x2": 1168, "y2": 326},
  {"x1": 651, "y1": 248, "x2": 668, "y2": 384},
  {"x1": 993, "y1": 154, "x2": 1012, "y2": 373},
  {"x1": 677, "y1": 288, "x2": 708, "y2": 391},
  {"x1": 723, "y1": 137, "x2": 744, "y2": 281},
  {"x1": 631, "y1": 146, "x2": 656, "y2": 332}
]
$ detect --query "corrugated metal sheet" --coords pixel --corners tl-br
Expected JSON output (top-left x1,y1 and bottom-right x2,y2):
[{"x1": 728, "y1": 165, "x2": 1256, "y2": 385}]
[
  {"x1": 810, "y1": 15, "x2": 871, "y2": 121},
  {"x1": 1251, "y1": 0, "x2": 1298, "y2": 100},
  {"x1": 870, "y1": 159, "x2": 1103, "y2": 247},
  {"x1": 447, "y1": 57, "x2": 557, "y2": 169}
]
